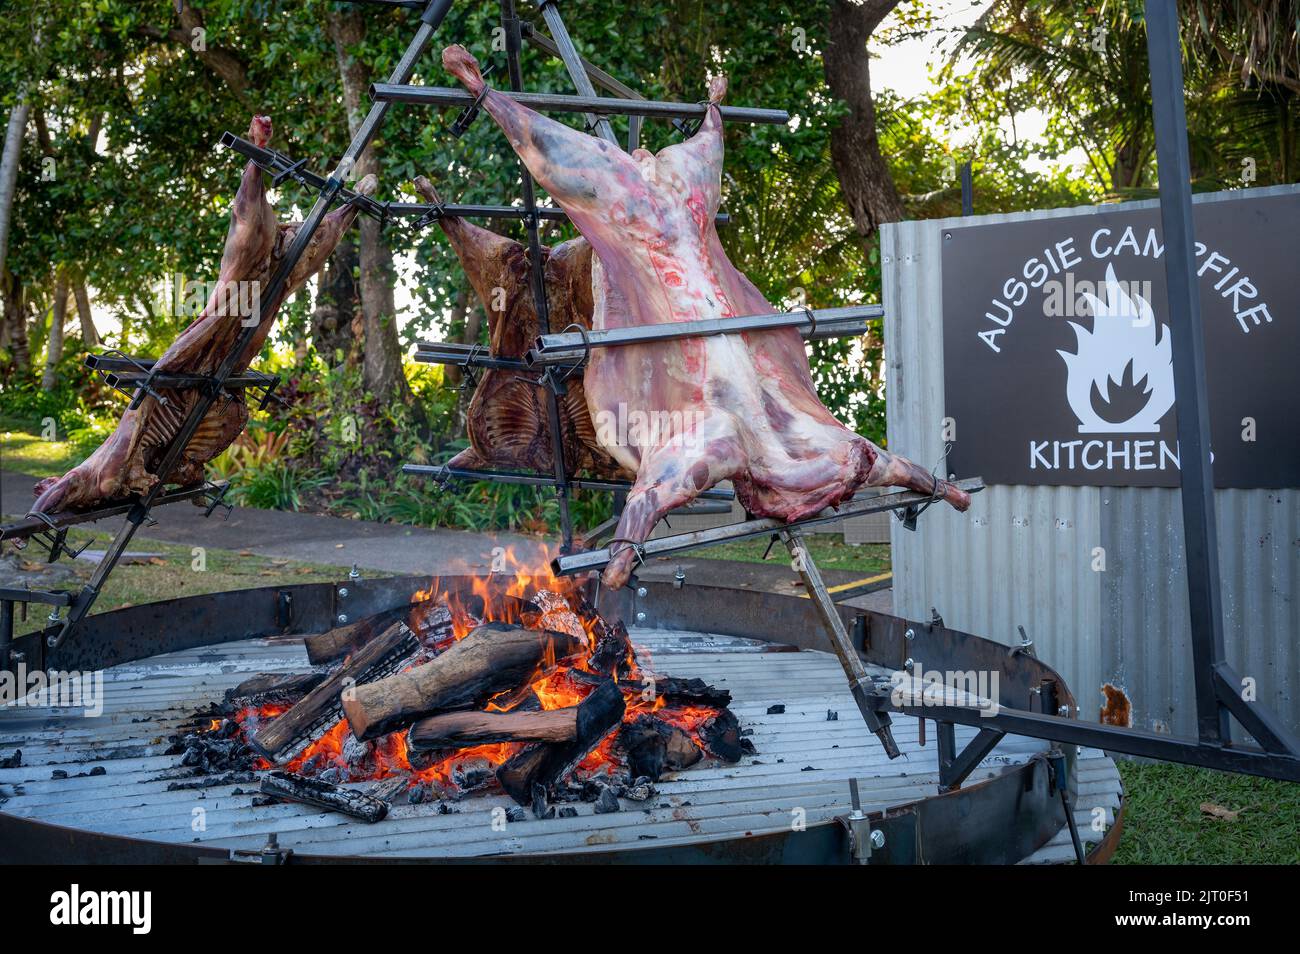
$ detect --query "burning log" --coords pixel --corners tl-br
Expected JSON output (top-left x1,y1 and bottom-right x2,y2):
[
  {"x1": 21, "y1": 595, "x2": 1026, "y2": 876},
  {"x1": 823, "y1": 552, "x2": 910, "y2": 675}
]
[
  {"x1": 224, "y1": 671, "x2": 324, "y2": 705},
  {"x1": 342, "y1": 622, "x2": 587, "y2": 741},
  {"x1": 259, "y1": 770, "x2": 389, "y2": 822},
  {"x1": 407, "y1": 708, "x2": 579, "y2": 752},
  {"x1": 587, "y1": 615, "x2": 633, "y2": 679},
  {"x1": 653, "y1": 676, "x2": 731, "y2": 708},
  {"x1": 616, "y1": 714, "x2": 703, "y2": 781},
  {"x1": 496, "y1": 679, "x2": 625, "y2": 805},
  {"x1": 303, "y1": 605, "x2": 416, "y2": 665},
  {"x1": 697, "y1": 708, "x2": 752, "y2": 762},
  {"x1": 252, "y1": 621, "x2": 419, "y2": 761}
]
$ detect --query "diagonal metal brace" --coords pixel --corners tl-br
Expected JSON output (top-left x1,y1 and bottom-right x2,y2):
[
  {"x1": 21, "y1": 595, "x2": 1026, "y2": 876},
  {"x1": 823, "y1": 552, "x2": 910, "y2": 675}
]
[
  {"x1": 935, "y1": 722, "x2": 1005, "y2": 791},
  {"x1": 781, "y1": 528, "x2": 900, "y2": 759}
]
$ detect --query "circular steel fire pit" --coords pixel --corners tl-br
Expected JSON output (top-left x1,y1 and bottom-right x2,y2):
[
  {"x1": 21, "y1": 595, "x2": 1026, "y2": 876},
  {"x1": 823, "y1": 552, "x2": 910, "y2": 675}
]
[{"x1": 0, "y1": 575, "x2": 1122, "y2": 864}]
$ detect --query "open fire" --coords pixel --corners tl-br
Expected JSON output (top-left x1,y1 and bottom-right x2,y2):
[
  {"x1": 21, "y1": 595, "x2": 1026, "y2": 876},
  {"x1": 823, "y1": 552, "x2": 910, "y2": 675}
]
[{"x1": 180, "y1": 547, "x2": 749, "y2": 819}]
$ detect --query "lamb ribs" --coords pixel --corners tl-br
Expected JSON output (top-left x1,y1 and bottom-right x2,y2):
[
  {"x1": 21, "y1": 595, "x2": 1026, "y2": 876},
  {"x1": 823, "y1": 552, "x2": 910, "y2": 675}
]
[
  {"x1": 411, "y1": 176, "x2": 623, "y2": 480},
  {"x1": 30, "y1": 115, "x2": 372, "y2": 516},
  {"x1": 440, "y1": 46, "x2": 972, "y2": 587}
]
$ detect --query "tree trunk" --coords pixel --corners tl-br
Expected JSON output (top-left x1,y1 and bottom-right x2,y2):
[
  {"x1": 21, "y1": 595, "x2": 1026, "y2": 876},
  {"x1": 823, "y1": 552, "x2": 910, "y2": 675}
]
[
  {"x1": 41, "y1": 272, "x2": 69, "y2": 391},
  {"x1": 824, "y1": 0, "x2": 904, "y2": 244},
  {"x1": 328, "y1": 8, "x2": 412, "y2": 406},
  {"x1": 0, "y1": 98, "x2": 30, "y2": 285},
  {"x1": 442, "y1": 284, "x2": 470, "y2": 391},
  {"x1": 310, "y1": 237, "x2": 359, "y2": 367},
  {"x1": 72, "y1": 277, "x2": 98, "y2": 348},
  {"x1": 1112, "y1": 135, "x2": 1146, "y2": 191},
  {"x1": 0, "y1": 269, "x2": 30, "y2": 377}
]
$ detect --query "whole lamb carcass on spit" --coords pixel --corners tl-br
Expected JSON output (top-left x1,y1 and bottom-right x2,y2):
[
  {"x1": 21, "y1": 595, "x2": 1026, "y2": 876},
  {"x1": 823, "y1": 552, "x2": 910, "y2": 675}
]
[
  {"x1": 410, "y1": 176, "x2": 622, "y2": 479},
  {"x1": 31, "y1": 116, "x2": 375, "y2": 516},
  {"x1": 440, "y1": 46, "x2": 971, "y2": 588}
]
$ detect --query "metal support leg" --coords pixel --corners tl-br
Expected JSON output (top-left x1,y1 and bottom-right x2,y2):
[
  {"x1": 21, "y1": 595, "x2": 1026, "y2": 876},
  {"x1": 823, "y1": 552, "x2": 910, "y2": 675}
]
[
  {"x1": 501, "y1": 0, "x2": 575, "y2": 552},
  {"x1": 536, "y1": 0, "x2": 618, "y2": 145},
  {"x1": 0, "y1": 600, "x2": 13, "y2": 661},
  {"x1": 1144, "y1": 1, "x2": 1297, "y2": 758},
  {"x1": 780, "y1": 529, "x2": 900, "y2": 759},
  {"x1": 937, "y1": 726, "x2": 1005, "y2": 792},
  {"x1": 1048, "y1": 748, "x2": 1086, "y2": 864}
]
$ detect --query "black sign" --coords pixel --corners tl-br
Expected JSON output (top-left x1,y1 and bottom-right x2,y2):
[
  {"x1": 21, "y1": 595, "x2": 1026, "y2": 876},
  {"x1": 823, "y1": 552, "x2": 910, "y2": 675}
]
[{"x1": 941, "y1": 191, "x2": 1299, "y2": 488}]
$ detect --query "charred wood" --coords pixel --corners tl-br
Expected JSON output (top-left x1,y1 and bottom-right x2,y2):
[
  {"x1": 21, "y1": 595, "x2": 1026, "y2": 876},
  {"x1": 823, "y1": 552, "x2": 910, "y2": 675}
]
[
  {"x1": 616, "y1": 713, "x2": 703, "y2": 781},
  {"x1": 496, "y1": 679, "x2": 625, "y2": 806},
  {"x1": 224, "y1": 671, "x2": 324, "y2": 706},
  {"x1": 259, "y1": 770, "x2": 389, "y2": 822},
  {"x1": 304, "y1": 603, "x2": 422, "y2": 665},
  {"x1": 407, "y1": 706, "x2": 579, "y2": 751},
  {"x1": 252, "y1": 620, "x2": 418, "y2": 761},
  {"x1": 696, "y1": 708, "x2": 753, "y2": 762},
  {"x1": 653, "y1": 676, "x2": 731, "y2": 709}
]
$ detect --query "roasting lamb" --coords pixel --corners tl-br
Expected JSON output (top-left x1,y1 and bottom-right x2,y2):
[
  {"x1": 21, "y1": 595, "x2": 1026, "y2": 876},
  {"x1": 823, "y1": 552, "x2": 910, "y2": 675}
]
[
  {"x1": 441, "y1": 46, "x2": 970, "y2": 587},
  {"x1": 410, "y1": 176, "x2": 622, "y2": 479},
  {"x1": 31, "y1": 116, "x2": 374, "y2": 516}
]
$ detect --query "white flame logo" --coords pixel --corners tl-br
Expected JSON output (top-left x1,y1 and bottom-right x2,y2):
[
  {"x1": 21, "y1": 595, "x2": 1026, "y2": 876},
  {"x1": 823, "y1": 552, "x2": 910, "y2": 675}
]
[{"x1": 1057, "y1": 264, "x2": 1174, "y2": 433}]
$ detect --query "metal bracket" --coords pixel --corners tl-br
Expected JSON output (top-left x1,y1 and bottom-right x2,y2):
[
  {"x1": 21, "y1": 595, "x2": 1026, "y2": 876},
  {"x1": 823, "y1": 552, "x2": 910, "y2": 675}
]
[
  {"x1": 838, "y1": 779, "x2": 885, "y2": 864},
  {"x1": 449, "y1": 63, "x2": 496, "y2": 137},
  {"x1": 276, "y1": 591, "x2": 294, "y2": 631},
  {"x1": 271, "y1": 156, "x2": 310, "y2": 188},
  {"x1": 201, "y1": 482, "x2": 234, "y2": 520},
  {"x1": 21, "y1": 512, "x2": 93, "y2": 564},
  {"x1": 260, "y1": 832, "x2": 293, "y2": 865},
  {"x1": 936, "y1": 723, "x2": 1006, "y2": 792}
]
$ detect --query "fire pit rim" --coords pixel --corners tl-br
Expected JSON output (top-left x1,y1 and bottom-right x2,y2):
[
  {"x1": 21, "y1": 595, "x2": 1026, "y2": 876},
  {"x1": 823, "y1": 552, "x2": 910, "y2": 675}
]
[{"x1": 0, "y1": 574, "x2": 1088, "y2": 865}]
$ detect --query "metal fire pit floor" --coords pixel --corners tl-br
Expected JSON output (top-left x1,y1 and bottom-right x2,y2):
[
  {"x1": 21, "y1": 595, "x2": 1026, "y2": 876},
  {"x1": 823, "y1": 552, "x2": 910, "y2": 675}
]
[{"x1": 0, "y1": 630, "x2": 1121, "y2": 862}]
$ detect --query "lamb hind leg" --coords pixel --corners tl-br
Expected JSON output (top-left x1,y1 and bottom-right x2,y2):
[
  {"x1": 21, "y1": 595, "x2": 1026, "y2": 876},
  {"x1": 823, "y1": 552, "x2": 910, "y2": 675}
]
[
  {"x1": 873, "y1": 448, "x2": 971, "y2": 511},
  {"x1": 602, "y1": 434, "x2": 744, "y2": 589}
]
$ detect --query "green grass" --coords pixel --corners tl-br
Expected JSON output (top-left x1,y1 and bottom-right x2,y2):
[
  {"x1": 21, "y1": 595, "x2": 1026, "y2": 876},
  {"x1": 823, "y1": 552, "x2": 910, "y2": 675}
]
[
  {"x1": 690, "y1": 536, "x2": 891, "y2": 576},
  {"x1": 1112, "y1": 760, "x2": 1300, "y2": 864},
  {"x1": 0, "y1": 418, "x2": 83, "y2": 478},
  {"x1": 3, "y1": 528, "x2": 390, "y2": 639}
]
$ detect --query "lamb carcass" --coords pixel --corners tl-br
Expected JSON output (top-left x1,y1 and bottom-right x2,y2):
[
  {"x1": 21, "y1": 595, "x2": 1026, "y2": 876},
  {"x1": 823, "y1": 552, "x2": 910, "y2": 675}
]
[
  {"x1": 441, "y1": 47, "x2": 971, "y2": 587},
  {"x1": 31, "y1": 116, "x2": 374, "y2": 515},
  {"x1": 411, "y1": 176, "x2": 622, "y2": 479}
]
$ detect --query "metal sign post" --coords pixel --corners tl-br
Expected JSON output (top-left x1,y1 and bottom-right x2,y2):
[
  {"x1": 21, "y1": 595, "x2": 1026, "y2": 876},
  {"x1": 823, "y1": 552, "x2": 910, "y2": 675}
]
[{"x1": 1144, "y1": 0, "x2": 1299, "y2": 758}]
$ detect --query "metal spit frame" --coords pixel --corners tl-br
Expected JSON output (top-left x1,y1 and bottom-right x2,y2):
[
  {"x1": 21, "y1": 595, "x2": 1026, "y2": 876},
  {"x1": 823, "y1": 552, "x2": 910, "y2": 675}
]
[{"x1": 544, "y1": 0, "x2": 1299, "y2": 784}]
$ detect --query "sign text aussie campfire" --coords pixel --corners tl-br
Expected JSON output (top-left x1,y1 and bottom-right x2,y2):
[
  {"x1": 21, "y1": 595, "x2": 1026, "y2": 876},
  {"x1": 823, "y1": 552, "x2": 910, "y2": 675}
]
[{"x1": 941, "y1": 191, "x2": 1298, "y2": 489}]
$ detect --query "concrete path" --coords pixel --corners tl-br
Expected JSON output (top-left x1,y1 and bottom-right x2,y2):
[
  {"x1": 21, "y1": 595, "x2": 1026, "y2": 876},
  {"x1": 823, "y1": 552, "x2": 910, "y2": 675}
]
[
  {"x1": 1, "y1": 468, "x2": 891, "y2": 611},
  {"x1": 1, "y1": 469, "x2": 547, "y2": 577}
]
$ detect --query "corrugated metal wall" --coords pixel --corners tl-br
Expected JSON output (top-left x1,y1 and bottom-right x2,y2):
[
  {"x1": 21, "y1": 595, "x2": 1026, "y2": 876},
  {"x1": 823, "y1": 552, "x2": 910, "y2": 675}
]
[{"x1": 884, "y1": 186, "x2": 1299, "y2": 737}]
